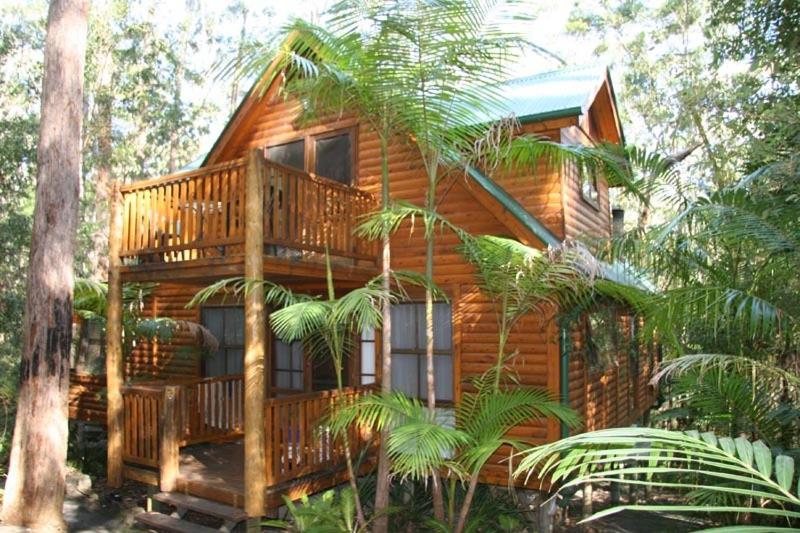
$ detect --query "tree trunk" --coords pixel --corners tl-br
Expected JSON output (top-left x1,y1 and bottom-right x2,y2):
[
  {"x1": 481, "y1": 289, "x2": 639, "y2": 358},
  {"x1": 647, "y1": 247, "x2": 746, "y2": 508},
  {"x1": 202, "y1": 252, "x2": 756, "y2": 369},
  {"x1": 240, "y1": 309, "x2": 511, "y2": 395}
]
[
  {"x1": 90, "y1": 54, "x2": 113, "y2": 280},
  {"x1": 425, "y1": 178, "x2": 445, "y2": 521},
  {"x1": 1, "y1": 0, "x2": 88, "y2": 528},
  {"x1": 373, "y1": 134, "x2": 393, "y2": 532}
]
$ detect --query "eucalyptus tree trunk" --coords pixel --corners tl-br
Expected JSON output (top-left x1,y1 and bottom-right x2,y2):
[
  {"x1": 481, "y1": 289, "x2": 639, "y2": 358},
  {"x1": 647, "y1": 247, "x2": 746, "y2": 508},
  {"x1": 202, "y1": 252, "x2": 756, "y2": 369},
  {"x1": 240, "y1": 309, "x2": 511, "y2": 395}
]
[
  {"x1": 373, "y1": 132, "x2": 393, "y2": 532},
  {"x1": 1, "y1": 0, "x2": 88, "y2": 528}
]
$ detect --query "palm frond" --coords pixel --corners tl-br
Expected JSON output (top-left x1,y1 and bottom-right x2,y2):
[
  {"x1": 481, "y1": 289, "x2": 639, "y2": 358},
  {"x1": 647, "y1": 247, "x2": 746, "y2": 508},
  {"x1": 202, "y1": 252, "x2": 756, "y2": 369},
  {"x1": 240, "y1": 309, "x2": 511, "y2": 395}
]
[{"x1": 515, "y1": 427, "x2": 800, "y2": 526}]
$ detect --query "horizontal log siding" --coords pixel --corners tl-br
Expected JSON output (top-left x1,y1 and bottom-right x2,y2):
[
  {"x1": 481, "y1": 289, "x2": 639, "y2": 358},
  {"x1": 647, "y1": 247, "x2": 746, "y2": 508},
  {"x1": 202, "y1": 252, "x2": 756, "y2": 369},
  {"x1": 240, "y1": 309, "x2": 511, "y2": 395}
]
[
  {"x1": 560, "y1": 125, "x2": 612, "y2": 240},
  {"x1": 127, "y1": 283, "x2": 204, "y2": 380}
]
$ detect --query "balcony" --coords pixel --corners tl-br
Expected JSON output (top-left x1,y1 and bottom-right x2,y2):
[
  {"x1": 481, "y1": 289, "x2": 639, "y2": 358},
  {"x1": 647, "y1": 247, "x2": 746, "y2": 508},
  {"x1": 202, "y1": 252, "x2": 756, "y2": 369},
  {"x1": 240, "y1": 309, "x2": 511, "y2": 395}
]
[{"x1": 116, "y1": 154, "x2": 379, "y2": 281}]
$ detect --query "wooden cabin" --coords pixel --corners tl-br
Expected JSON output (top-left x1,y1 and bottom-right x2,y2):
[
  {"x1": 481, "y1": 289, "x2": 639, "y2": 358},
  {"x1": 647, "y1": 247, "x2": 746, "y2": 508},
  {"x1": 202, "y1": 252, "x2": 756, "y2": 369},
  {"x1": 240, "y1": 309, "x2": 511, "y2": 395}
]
[{"x1": 69, "y1": 62, "x2": 656, "y2": 528}]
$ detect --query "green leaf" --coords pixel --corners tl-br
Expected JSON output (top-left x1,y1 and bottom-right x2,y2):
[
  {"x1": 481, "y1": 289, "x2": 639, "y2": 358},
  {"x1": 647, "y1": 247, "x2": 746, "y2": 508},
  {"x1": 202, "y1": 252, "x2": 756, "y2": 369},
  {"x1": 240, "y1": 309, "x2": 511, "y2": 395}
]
[
  {"x1": 774, "y1": 454, "x2": 794, "y2": 492},
  {"x1": 735, "y1": 436, "x2": 754, "y2": 467},
  {"x1": 751, "y1": 440, "x2": 772, "y2": 478},
  {"x1": 718, "y1": 437, "x2": 736, "y2": 456}
]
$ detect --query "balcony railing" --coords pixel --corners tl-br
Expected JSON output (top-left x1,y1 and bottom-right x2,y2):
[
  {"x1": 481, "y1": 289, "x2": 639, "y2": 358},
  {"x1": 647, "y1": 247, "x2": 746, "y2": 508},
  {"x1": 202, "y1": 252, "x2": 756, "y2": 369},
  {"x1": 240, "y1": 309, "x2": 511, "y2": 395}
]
[{"x1": 118, "y1": 156, "x2": 378, "y2": 265}]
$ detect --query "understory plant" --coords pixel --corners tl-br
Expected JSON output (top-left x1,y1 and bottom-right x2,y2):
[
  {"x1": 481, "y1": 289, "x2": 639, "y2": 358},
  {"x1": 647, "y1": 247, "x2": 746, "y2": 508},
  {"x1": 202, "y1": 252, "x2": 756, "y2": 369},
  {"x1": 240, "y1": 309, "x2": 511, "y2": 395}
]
[{"x1": 516, "y1": 427, "x2": 800, "y2": 530}]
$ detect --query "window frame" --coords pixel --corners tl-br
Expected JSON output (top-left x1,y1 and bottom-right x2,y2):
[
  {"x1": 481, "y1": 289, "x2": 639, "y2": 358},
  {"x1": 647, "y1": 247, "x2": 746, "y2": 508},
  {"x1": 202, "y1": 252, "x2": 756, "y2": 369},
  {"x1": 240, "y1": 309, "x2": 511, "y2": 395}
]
[
  {"x1": 273, "y1": 338, "x2": 306, "y2": 393},
  {"x1": 264, "y1": 126, "x2": 358, "y2": 186},
  {"x1": 578, "y1": 162, "x2": 601, "y2": 210},
  {"x1": 390, "y1": 302, "x2": 455, "y2": 403},
  {"x1": 200, "y1": 305, "x2": 245, "y2": 377}
]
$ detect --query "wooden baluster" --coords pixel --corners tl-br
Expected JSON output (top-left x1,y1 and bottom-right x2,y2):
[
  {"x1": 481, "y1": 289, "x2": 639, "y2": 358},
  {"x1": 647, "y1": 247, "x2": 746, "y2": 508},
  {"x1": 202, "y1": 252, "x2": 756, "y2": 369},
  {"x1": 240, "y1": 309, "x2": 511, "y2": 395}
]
[
  {"x1": 186, "y1": 178, "x2": 195, "y2": 259},
  {"x1": 272, "y1": 169, "x2": 281, "y2": 245},
  {"x1": 221, "y1": 170, "x2": 229, "y2": 243},
  {"x1": 264, "y1": 404, "x2": 275, "y2": 486}
]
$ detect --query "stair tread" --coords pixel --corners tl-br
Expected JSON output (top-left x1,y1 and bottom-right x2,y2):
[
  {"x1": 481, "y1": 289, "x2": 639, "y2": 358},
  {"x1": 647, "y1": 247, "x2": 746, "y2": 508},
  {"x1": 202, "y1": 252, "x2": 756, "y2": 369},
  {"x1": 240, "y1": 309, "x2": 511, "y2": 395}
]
[
  {"x1": 153, "y1": 492, "x2": 248, "y2": 523},
  {"x1": 135, "y1": 511, "x2": 220, "y2": 533}
]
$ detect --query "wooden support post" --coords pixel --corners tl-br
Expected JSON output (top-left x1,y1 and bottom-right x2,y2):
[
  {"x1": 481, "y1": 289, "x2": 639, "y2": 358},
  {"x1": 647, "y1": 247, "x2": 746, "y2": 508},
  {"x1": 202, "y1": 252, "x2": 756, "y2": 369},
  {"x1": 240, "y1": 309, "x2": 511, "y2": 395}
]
[
  {"x1": 160, "y1": 385, "x2": 180, "y2": 492},
  {"x1": 106, "y1": 180, "x2": 124, "y2": 488},
  {"x1": 244, "y1": 149, "x2": 267, "y2": 518}
]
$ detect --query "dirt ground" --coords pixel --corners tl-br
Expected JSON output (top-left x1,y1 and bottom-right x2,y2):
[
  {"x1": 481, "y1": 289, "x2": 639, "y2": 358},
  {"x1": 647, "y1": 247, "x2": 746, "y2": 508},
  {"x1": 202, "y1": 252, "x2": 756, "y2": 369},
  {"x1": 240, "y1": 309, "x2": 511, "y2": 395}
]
[{"x1": 0, "y1": 471, "x2": 716, "y2": 532}]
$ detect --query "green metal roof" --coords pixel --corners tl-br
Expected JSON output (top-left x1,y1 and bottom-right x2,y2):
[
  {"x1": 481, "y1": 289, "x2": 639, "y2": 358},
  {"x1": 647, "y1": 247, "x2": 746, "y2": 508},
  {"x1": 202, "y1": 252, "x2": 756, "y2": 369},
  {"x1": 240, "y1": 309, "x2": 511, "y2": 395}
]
[{"x1": 480, "y1": 64, "x2": 609, "y2": 125}]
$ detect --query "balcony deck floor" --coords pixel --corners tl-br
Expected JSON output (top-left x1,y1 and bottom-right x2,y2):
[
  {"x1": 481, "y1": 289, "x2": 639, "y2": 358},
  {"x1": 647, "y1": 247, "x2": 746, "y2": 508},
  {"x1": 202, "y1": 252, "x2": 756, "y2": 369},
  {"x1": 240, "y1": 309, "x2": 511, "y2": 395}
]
[{"x1": 178, "y1": 440, "x2": 245, "y2": 507}]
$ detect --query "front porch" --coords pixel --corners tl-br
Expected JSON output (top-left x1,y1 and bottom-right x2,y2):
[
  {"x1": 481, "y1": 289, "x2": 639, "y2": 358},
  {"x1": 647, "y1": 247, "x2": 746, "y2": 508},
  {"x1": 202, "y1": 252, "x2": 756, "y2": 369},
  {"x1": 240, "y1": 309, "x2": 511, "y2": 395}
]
[
  {"x1": 120, "y1": 377, "x2": 374, "y2": 511},
  {"x1": 104, "y1": 148, "x2": 381, "y2": 523}
]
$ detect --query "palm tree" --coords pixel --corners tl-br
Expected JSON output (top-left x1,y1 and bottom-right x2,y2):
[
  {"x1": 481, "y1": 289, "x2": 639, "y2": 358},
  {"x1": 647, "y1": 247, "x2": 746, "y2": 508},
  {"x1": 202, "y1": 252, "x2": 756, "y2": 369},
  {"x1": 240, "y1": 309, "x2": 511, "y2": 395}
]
[
  {"x1": 257, "y1": 20, "x2": 415, "y2": 525},
  {"x1": 190, "y1": 259, "x2": 429, "y2": 529}
]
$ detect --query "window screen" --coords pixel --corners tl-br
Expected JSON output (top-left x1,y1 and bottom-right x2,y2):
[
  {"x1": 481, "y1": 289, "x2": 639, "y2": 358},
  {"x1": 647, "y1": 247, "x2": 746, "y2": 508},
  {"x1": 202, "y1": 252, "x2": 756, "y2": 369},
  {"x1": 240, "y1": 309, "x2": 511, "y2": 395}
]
[
  {"x1": 267, "y1": 139, "x2": 305, "y2": 170},
  {"x1": 201, "y1": 306, "x2": 244, "y2": 377},
  {"x1": 390, "y1": 303, "x2": 453, "y2": 401},
  {"x1": 314, "y1": 133, "x2": 352, "y2": 185},
  {"x1": 274, "y1": 339, "x2": 304, "y2": 391}
]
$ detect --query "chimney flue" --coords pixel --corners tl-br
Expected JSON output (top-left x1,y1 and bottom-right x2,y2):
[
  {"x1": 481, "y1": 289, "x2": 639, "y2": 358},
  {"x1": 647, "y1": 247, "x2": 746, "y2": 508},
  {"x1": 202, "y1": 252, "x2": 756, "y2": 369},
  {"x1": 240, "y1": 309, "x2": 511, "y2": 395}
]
[{"x1": 612, "y1": 208, "x2": 625, "y2": 236}]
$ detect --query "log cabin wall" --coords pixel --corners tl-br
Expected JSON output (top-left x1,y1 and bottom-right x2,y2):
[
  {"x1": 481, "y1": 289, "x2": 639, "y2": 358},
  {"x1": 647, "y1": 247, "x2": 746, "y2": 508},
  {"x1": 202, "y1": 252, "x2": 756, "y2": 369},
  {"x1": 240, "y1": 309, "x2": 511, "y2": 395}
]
[
  {"x1": 559, "y1": 124, "x2": 613, "y2": 240},
  {"x1": 565, "y1": 313, "x2": 657, "y2": 435}
]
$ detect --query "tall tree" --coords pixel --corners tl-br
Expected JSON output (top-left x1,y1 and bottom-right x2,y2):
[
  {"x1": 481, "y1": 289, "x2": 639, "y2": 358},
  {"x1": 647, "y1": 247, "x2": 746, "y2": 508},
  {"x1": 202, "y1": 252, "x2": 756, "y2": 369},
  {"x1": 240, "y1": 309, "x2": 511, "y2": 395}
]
[{"x1": 1, "y1": 0, "x2": 88, "y2": 528}]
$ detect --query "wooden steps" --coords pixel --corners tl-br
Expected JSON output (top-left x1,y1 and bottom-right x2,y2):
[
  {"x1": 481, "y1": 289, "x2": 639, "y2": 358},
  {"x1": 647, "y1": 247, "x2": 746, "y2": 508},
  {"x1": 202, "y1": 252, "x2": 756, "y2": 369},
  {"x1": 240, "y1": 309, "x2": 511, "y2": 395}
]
[
  {"x1": 135, "y1": 492, "x2": 248, "y2": 532},
  {"x1": 135, "y1": 512, "x2": 220, "y2": 533},
  {"x1": 154, "y1": 492, "x2": 249, "y2": 523}
]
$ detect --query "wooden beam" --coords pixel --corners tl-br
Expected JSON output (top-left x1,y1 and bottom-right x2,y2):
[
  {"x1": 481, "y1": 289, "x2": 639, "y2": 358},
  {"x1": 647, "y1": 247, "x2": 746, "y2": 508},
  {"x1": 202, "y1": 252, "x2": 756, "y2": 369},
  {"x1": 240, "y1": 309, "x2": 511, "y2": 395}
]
[
  {"x1": 159, "y1": 385, "x2": 180, "y2": 492},
  {"x1": 243, "y1": 150, "x2": 267, "y2": 518},
  {"x1": 106, "y1": 180, "x2": 124, "y2": 487}
]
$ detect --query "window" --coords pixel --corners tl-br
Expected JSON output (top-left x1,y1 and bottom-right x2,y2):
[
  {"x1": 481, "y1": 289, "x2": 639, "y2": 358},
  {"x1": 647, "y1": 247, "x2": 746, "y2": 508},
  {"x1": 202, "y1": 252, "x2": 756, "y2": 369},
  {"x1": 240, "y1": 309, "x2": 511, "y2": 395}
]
[
  {"x1": 360, "y1": 327, "x2": 376, "y2": 385},
  {"x1": 315, "y1": 133, "x2": 352, "y2": 185},
  {"x1": 267, "y1": 139, "x2": 305, "y2": 171},
  {"x1": 265, "y1": 129, "x2": 354, "y2": 185},
  {"x1": 579, "y1": 163, "x2": 600, "y2": 208},
  {"x1": 201, "y1": 307, "x2": 244, "y2": 377},
  {"x1": 391, "y1": 303, "x2": 453, "y2": 401},
  {"x1": 71, "y1": 319, "x2": 105, "y2": 375},
  {"x1": 274, "y1": 339, "x2": 304, "y2": 391},
  {"x1": 585, "y1": 306, "x2": 625, "y2": 370}
]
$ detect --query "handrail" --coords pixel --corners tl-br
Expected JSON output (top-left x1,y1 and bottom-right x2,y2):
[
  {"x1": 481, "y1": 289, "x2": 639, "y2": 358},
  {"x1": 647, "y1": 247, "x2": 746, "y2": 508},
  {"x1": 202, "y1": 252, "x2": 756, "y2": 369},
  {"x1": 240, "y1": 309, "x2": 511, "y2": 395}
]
[
  {"x1": 119, "y1": 158, "x2": 247, "y2": 193},
  {"x1": 264, "y1": 385, "x2": 375, "y2": 485},
  {"x1": 117, "y1": 154, "x2": 378, "y2": 264}
]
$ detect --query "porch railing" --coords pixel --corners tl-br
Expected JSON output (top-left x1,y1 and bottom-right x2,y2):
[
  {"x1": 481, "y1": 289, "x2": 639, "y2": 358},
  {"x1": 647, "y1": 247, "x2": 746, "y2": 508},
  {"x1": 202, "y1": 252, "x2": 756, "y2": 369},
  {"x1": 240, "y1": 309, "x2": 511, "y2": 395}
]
[
  {"x1": 264, "y1": 386, "x2": 375, "y2": 485},
  {"x1": 118, "y1": 155, "x2": 378, "y2": 265},
  {"x1": 121, "y1": 379, "x2": 375, "y2": 489},
  {"x1": 121, "y1": 375, "x2": 245, "y2": 467}
]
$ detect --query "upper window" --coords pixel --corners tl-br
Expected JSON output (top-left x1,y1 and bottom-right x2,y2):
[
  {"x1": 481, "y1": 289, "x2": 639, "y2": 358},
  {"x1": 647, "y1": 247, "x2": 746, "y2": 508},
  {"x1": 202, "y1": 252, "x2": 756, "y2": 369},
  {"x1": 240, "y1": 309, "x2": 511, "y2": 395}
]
[
  {"x1": 267, "y1": 139, "x2": 305, "y2": 171},
  {"x1": 391, "y1": 303, "x2": 453, "y2": 402},
  {"x1": 315, "y1": 133, "x2": 352, "y2": 185},
  {"x1": 579, "y1": 163, "x2": 600, "y2": 208},
  {"x1": 265, "y1": 129, "x2": 354, "y2": 185}
]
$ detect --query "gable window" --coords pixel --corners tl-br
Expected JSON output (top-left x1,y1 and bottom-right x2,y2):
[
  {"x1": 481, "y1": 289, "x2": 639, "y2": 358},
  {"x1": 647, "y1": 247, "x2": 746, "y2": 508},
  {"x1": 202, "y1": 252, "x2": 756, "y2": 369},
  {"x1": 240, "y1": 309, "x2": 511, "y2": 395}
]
[
  {"x1": 314, "y1": 132, "x2": 352, "y2": 185},
  {"x1": 265, "y1": 129, "x2": 355, "y2": 185},
  {"x1": 579, "y1": 163, "x2": 600, "y2": 208},
  {"x1": 391, "y1": 303, "x2": 453, "y2": 402},
  {"x1": 201, "y1": 306, "x2": 245, "y2": 377},
  {"x1": 267, "y1": 139, "x2": 305, "y2": 171}
]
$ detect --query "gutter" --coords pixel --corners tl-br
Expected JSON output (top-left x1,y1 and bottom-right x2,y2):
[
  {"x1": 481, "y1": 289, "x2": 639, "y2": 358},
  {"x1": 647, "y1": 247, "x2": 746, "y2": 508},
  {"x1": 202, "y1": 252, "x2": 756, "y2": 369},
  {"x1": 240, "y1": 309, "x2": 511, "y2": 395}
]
[{"x1": 464, "y1": 165, "x2": 561, "y2": 248}]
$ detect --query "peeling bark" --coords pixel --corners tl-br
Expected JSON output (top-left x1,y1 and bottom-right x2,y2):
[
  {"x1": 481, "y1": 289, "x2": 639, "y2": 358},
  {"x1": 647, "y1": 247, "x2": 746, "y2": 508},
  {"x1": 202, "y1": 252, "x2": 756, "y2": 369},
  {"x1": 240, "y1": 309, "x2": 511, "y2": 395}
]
[{"x1": 1, "y1": 0, "x2": 88, "y2": 528}]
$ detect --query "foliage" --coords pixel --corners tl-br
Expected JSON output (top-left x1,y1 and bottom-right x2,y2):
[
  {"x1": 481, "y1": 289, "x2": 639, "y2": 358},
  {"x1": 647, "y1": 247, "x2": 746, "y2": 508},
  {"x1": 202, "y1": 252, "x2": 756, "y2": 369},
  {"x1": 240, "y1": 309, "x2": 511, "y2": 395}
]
[
  {"x1": 74, "y1": 279, "x2": 218, "y2": 364},
  {"x1": 264, "y1": 488, "x2": 365, "y2": 533},
  {"x1": 516, "y1": 427, "x2": 800, "y2": 529}
]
